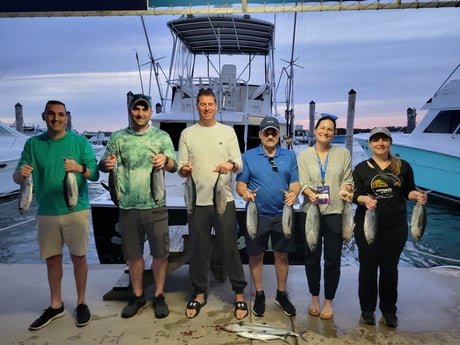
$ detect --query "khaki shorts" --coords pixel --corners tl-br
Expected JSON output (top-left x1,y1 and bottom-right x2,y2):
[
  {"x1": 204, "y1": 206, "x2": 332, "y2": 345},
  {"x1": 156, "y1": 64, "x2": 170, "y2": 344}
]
[{"x1": 37, "y1": 210, "x2": 90, "y2": 259}]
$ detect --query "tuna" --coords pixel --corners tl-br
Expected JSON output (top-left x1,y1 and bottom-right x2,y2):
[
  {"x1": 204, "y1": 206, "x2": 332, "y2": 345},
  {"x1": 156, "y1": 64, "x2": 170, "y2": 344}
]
[
  {"x1": 282, "y1": 204, "x2": 294, "y2": 240},
  {"x1": 305, "y1": 204, "x2": 320, "y2": 252},
  {"x1": 213, "y1": 173, "x2": 227, "y2": 215},
  {"x1": 108, "y1": 167, "x2": 120, "y2": 206},
  {"x1": 246, "y1": 200, "x2": 259, "y2": 240},
  {"x1": 342, "y1": 202, "x2": 355, "y2": 243},
  {"x1": 184, "y1": 175, "x2": 196, "y2": 215},
  {"x1": 364, "y1": 209, "x2": 377, "y2": 245},
  {"x1": 151, "y1": 167, "x2": 166, "y2": 204},
  {"x1": 18, "y1": 175, "x2": 33, "y2": 215},
  {"x1": 411, "y1": 202, "x2": 427, "y2": 242},
  {"x1": 63, "y1": 171, "x2": 78, "y2": 209}
]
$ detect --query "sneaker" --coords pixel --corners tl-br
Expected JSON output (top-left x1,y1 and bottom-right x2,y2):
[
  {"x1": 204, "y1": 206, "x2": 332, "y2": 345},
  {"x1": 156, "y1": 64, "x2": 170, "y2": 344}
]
[
  {"x1": 253, "y1": 291, "x2": 266, "y2": 317},
  {"x1": 152, "y1": 294, "x2": 169, "y2": 319},
  {"x1": 29, "y1": 304, "x2": 66, "y2": 330},
  {"x1": 121, "y1": 295, "x2": 147, "y2": 318},
  {"x1": 75, "y1": 303, "x2": 92, "y2": 327},
  {"x1": 383, "y1": 313, "x2": 398, "y2": 327},
  {"x1": 360, "y1": 311, "x2": 376, "y2": 325},
  {"x1": 274, "y1": 290, "x2": 296, "y2": 316}
]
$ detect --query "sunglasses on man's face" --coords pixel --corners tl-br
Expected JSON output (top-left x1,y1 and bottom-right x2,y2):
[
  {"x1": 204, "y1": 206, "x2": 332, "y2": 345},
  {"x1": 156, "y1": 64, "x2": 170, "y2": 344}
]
[{"x1": 263, "y1": 129, "x2": 279, "y2": 137}]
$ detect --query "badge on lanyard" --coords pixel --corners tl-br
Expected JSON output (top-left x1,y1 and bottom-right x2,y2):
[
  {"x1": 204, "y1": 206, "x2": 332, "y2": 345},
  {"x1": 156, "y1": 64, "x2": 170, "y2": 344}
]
[{"x1": 316, "y1": 147, "x2": 331, "y2": 204}]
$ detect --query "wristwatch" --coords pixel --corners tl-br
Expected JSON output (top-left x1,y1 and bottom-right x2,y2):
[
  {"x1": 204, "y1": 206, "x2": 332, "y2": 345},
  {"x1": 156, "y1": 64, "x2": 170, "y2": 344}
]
[{"x1": 81, "y1": 163, "x2": 87, "y2": 175}]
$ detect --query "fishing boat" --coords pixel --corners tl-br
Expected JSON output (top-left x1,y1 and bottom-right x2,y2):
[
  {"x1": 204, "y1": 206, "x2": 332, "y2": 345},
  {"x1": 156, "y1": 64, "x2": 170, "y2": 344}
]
[
  {"x1": 0, "y1": 121, "x2": 29, "y2": 197},
  {"x1": 354, "y1": 65, "x2": 460, "y2": 203},
  {"x1": 90, "y1": 14, "x2": 298, "y2": 266}
]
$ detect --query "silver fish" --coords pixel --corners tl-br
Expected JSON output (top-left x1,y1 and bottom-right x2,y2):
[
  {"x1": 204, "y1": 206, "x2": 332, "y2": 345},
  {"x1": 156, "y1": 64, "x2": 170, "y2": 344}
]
[
  {"x1": 246, "y1": 200, "x2": 259, "y2": 240},
  {"x1": 108, "y1": 167, "x2": 120, "y2": 206},
  {"x1": 411, "y1": 202, "x2": 427, "y2": 242},
  {"x1": 364, "y1": 209, "x2": 377, "y2": 245},
  {"x1": 305, "y1": 204, "x2": 320, "y2": 252},
  {"x1": 213, "y1": 173, "x2": 227, "y2": 215},
  {"x1": 63, "y1": 171, "x2": 78, "y2": 209},
  {"x1": 18, "y1": 175, "x2": 33, "y2": 215},
  {"x1": 151, "y1": 168, "x2": 166, "y2": 204},
  {"x1": 342, "y1": 202, "x2": 355, "y2": 243},
  {"x1": 282, "y1": 204, "x2": 294, "y2": 239},
  {"x1": 220, "y1": 322, "x2": 305, "y2": 340},
  {"x1": 236, "y1": 331, "x2": 290, "y2": 344},
  {"x1": 184, "y1": 175, "x2": 196, "y2": 215}
]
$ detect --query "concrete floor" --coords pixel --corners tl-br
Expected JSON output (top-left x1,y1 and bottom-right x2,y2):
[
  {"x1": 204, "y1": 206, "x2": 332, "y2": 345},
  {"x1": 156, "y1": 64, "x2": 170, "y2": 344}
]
[{"x1": 1, "y1": 263, "x2": 459, "y2": 345}]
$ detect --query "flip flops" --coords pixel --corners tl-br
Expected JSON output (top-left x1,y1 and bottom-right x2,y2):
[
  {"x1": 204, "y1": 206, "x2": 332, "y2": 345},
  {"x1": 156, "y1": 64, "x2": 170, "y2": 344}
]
[
  {"x1": 308, "y1": 304, "x2": 321, "y2": 317},
  {"x1": 234, "y1": 301, "x2": 249, "y2": 320},
  {"x1": 185, "y1": 299, "x2": 207, "y2": 319}
]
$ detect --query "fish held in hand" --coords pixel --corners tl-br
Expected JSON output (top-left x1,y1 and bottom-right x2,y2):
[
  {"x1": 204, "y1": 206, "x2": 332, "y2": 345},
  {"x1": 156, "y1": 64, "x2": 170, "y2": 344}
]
[
  {"x1": 246, "y1": 200, "x2": 259, "y2": 240},
  {"x1": 108, "y1": 167, "x2": 120, "y2": 206},
  {"x1": 411, "y1": 202, "x2": 427, "y2": 242},
  {"x1": 184, "y1": 175, "x2": 196, "y2": 215},
  {"x1": 151, "y1": 167, "x2": 166, "y2": 204},
  {"x1": 364, "y1": 209, "x2": 377, "y2": 245},
  {"x1": 63, "y1": 171, "x2": 78, "y2": 209},
  {"x1": 282, "y1": 204, "x2": 294, "y2": 239},
  {"x1": 213, "y1": 173, "x2": 227, "y2": 215},
  {"x1": 342, "y1": 202, "x2": 355, "y2": 243},
  {"x1": 18, "y1": 175, "x2": 33, "y2": 214},
  {"x1": 305, "y1": 204, "x2": 320, "y2": 252}
]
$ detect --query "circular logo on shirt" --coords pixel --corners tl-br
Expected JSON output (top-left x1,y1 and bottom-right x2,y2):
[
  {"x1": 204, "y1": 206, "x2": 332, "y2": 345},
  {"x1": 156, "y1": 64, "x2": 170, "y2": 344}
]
[{"x1": 370, "y1": 173, "x2": 401, "y2": 199}]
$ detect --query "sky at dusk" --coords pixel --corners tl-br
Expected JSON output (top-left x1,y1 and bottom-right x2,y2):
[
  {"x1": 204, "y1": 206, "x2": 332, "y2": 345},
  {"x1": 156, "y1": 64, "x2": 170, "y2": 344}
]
[{"x1": 0, "y1": 8, "x2": 459, "y2": 132}]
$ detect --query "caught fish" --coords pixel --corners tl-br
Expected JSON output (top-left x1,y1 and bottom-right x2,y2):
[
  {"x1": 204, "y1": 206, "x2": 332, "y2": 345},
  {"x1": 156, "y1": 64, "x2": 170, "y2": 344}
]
[
  {"x1": 213, "y1": 173, "x2": 227, "y2": 215},
  {"x1": 108, "y1": 167, "x2": 120, "y2": 206},
  {"x1": 246, "y1": 200, "x2": 259, "y2": 240},
  {"x1": 364, "y1": 209, "x2": 377, "y2": 245},
  {"x1": 305, "y1": 204, "x2": 320, "y2": 252},
  {"x1": 220, "y1": 322, "x2": 306, "y2": 340},
  {"x1": 342, "y1": 202, "x2": 355, "y2": 243},
  {"x1": 63, "y1": 171, "x2": 78, "y2": 209},
  {"x1": 151, "y1": 167, "x2": 166, "y2": 204},
  {"x1": 411, "y1": 202, "x2": 427, "y2": 242},
  {"x1": 236, "y1": 331, "x2": 290, "y2": 344},
  {"x1": 282, "y1": 204, "x2": 294, "y2": 239},
  {"x1": 184, "y1": 175, "x2": 196, "y2": 215},
  {"x1": 18, "y1": 175, "x2": 33, "y2": 214}
]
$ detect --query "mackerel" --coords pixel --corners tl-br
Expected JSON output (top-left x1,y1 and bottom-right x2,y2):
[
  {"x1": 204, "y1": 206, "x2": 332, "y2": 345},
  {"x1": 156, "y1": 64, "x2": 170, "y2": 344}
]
[
  {"x1": 63, "y1": 171, "x2": 78, "y2": 209},
  {"x1": 305, "y1": 204, "x2": 320, "y2": 251},
  {"x1": 246, "y1": 200, "x2": 259, "y2": 240},
  {"x1": 236, "y1": 331, "x2": 290, "y2": 344},
  {"x1": 18, "y1": 175, "x2": 33, "y2": 215},
  {"x1": 213, "y1": 173, "x2": 227, "y2": 215},
  {"x1": 410, "y1": 202, "x2": 427, "y2": 242},
  {"x1": 342, "y1": 202, "x2": 355, "y2": 243},
  {"x1": 364, "y1": 209, "x2": 377, "y2": 245},
  {"x1": 184, "y1": 175, "x2": 196, "y2": 215}
]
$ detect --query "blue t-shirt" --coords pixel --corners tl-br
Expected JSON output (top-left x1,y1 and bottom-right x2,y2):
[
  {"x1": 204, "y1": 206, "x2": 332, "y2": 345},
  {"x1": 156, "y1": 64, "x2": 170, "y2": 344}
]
[{"x1": 236, "y1": 145, "x2": 299, "y2": 216}]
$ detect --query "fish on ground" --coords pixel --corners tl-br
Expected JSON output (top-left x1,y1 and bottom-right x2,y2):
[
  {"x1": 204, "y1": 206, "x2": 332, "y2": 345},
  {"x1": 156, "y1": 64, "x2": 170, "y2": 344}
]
[
  {"x1": 213, "y1": 173, "x2": 227, "y2": 215},
  {"x1": 220, "y1": 321, "x2": 306, "y2": 340},
  {"x1": 108, "y1": 167, "x2": 120, "y2": 206},
  {"x1": 342, "y1": 202, "x2": 355, "y2": 243},
  {"x1": 411, "y1": 202, "x2": 427, "y2": 242},
  {"x1": 151, "y1": 167, "x2": 166, "y2": 204},
  {"x1": 246, "y1": 200, "x2": 259, "y2": 240},
  {"x1": 364, "y1": 208, "x2": 377, "y2": 245},
  {"x1": 236, "y1": 331, "x2": 290, "y2": 344},
  {"x1": 63, "y1": 171, "x2": 78, "y2": 209},
  {"x1": 184, "y1": 175, "x2": 196, "y2": 215},
  {"x1": 18, "y1": 175, "x2": 33, "y2": 215},
  {"x1": 305, "y1": 204, "x2": 320, "y2": 252}
]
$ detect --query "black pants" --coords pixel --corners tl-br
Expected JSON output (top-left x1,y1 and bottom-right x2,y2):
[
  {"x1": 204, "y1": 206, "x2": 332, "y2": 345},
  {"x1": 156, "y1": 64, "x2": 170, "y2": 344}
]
[{"x1": 188, "y1": 201, "x2": 247, "y2": 295}]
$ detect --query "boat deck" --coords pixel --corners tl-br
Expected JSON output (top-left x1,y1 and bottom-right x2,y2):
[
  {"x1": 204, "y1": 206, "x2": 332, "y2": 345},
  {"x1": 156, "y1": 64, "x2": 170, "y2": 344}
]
[{"x1": 1, "y1": 263, "x2": 459, "y2": 345}]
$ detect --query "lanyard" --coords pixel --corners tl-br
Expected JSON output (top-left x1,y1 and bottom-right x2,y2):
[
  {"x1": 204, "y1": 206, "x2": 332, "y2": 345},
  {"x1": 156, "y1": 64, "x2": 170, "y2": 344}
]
[{"x1": 315, "y1": 147, "x2": 329, "y2": 185}]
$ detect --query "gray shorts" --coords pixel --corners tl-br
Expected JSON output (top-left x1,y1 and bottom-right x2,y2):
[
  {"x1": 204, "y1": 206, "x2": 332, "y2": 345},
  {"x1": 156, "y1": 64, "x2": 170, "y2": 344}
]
[
  {"x1": 119, "y1": 208, "x2": 169, "y2": 261},
  {"x1": 37, "y1": 210, "x2": 90, "y2": 259},
  {"x1": 246, "y1": 215, "x2": 296, "y2": 256}
]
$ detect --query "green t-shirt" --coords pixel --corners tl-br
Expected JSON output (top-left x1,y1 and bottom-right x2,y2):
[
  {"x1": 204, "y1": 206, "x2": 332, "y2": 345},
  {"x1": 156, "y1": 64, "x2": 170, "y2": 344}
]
[
  {"x1": 102, "y1": 126, "x2": 176, "y2": 209},
  {"x1": 16, "y1": 130, "x2": 99, "y2": 215}
]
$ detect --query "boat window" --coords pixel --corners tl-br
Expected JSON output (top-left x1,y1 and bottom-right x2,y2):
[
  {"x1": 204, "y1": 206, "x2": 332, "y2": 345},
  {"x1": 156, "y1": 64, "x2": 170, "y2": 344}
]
[
  {"x1": 234, "y1": 124, "x2": 260, "y2": 152},
  {"x1": 423, "y1": 110, "x2": 460, "y2": 134},
  {"x1": 159, "y1": 122, "x2": 187, "y2": 151}
]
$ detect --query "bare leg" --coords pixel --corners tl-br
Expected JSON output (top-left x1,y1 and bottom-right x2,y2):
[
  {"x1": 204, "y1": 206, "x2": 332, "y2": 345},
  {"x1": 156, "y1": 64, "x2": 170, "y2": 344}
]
[
  {"x1": 46, "y1": 254, "x2": 63, "y2": 308},
  {"x1": 249, "y1": 253, "x2": 264, "y2": 292},
  {"x1": 70, "y1": 254, "x2": 88, "y2": 305},
  {"x1": 152, "y1": 257, "x2": 168, "y2": 297},
  {"x1": 127, "y1": 257, "x2": 144, "y2": 297},
  {"x1": 273, "y1": 251, "x2": 289, "y2": 292}
]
